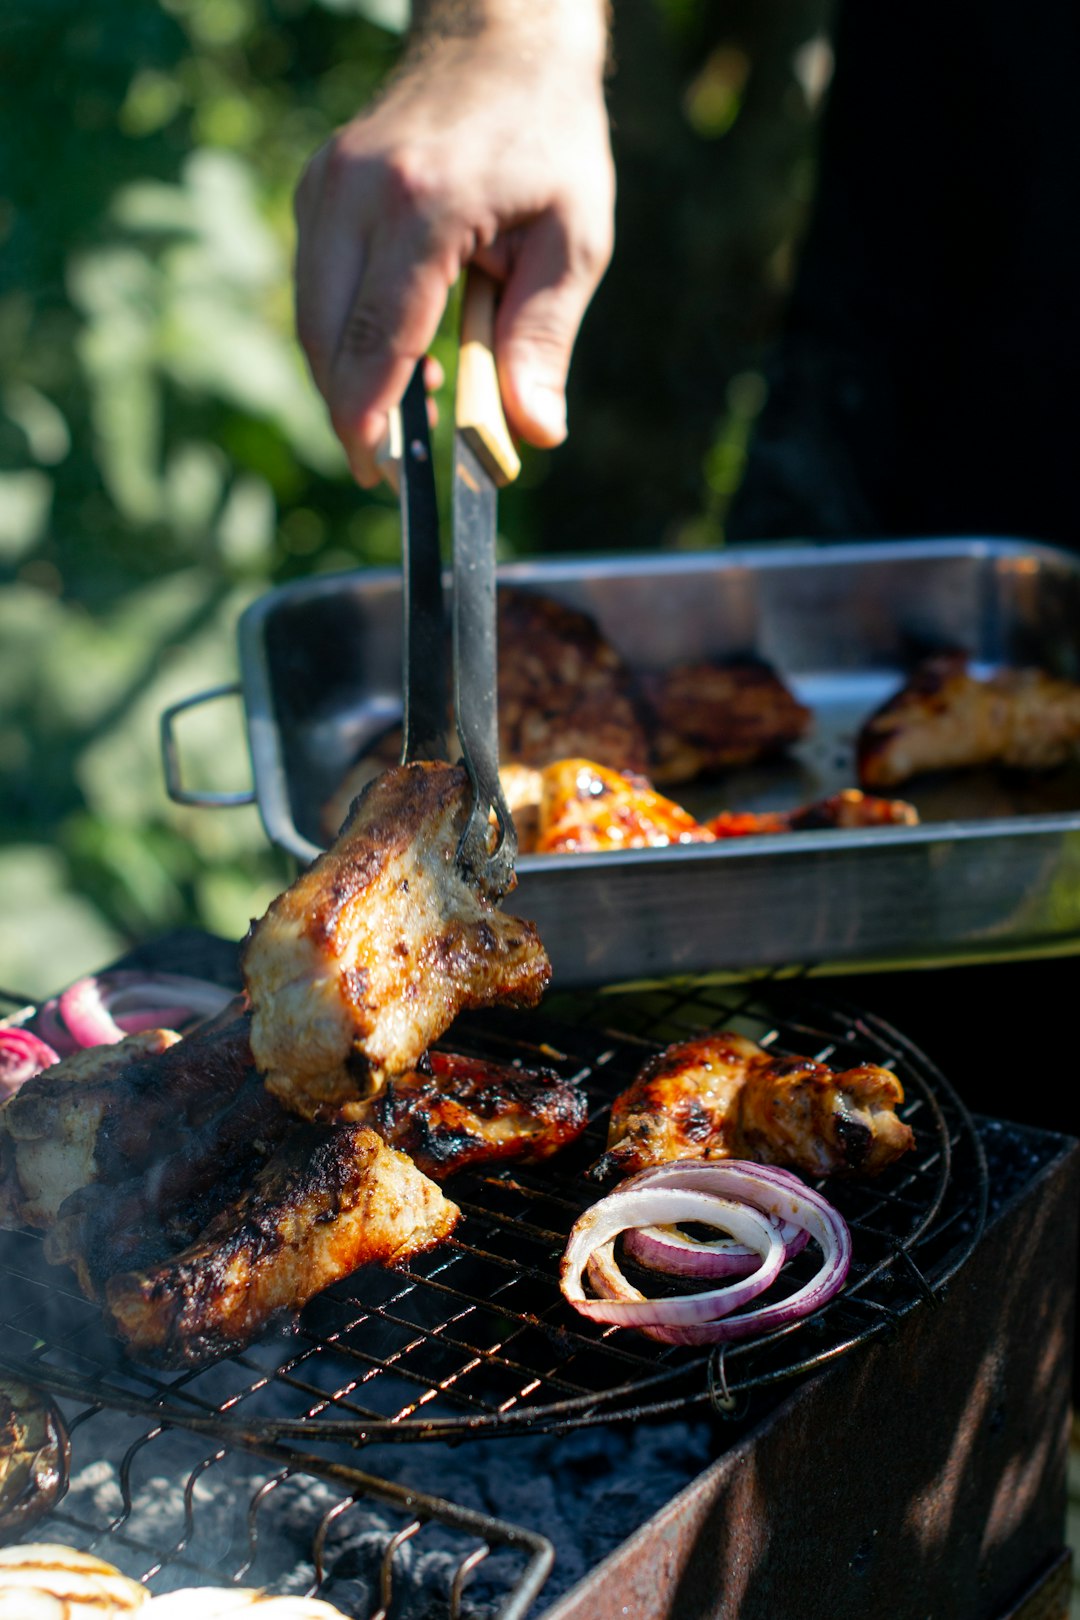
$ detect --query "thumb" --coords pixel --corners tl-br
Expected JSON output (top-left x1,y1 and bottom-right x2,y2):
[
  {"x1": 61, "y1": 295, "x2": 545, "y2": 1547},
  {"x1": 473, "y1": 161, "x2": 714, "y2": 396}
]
[{"x1": 493, "y1": 215, "x2": 602, "y2": 448}]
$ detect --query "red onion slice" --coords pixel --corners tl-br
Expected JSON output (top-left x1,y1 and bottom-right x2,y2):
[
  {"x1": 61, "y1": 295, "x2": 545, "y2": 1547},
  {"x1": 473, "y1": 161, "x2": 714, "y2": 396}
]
[
  {"x1": 624, "y1": 1217, "x2": 809, "y2": 1278},
  {"x1": 560, "y1": 1160, "x2": 852, "y2": 1346},
  {"x1": 0, "y1": 1028, "x2": 60, "y2": 1099},
  {"x1": 29, "y1": 998, "x2": 79, "y2": 1057},
  {"x1": 561, "y1": 1189, "x2": 785, "y2": 1329},
  {"x1": 614, "y1": 1160, "x2": 852, "y2": 1345},
  {"x1": 49, "y1": 972, "x2": 235, "y2": 1050},
  {"x1": 57, "y1": 978, "x2": 127, "y2": 1046}
]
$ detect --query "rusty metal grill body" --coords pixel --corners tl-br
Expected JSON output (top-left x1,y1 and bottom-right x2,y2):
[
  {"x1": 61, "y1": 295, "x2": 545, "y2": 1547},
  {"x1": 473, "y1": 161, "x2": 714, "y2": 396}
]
[{"x1": 0, "y1": 942, "x2": 992, "y2": 1614}]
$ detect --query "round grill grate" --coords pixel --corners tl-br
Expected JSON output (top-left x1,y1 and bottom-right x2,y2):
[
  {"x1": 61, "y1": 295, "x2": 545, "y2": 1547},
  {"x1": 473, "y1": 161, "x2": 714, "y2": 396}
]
[{"x1": 0, "y1": 970, "x2": 987, "y2": 1446}]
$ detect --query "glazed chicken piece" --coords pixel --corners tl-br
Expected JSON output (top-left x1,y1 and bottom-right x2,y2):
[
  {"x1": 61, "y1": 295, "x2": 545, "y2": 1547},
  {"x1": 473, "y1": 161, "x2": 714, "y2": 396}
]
[
  {"x1": 105, "y1": 1126, "x2": 460, "y2": 1367},
  {"x1": 705, "y1": 789, "x2": 919, "y2": 838},
  {"x1": 641, "y1": 658, "x2": 811, "y2": 786},
  {"x1": 335, "y1": 1049, "x2": 589, "y2": 1178},
  {"x1": 857, "y1": 652, "x2": 1080, "y2": 789},
  {"x1": 535, "y1": 759, "x2": 715, "y2": 854},
  {"x1": 590, "y1": 1031, "x2": 914, "y2": 1182},
  {"x1": 242, "y1": 762, "x2": 551, "y2": 1118},
  {"x1": 497, "y1": 588, "x2": 650, "y2": 774}
]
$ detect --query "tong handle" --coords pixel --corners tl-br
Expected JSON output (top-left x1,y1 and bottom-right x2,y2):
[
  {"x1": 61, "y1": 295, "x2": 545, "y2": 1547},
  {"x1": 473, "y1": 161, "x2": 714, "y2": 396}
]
[
  {"x1": 399, "y1": 361, "x2": 448, "y2": 764},
  {"x1": 455, "y1": 269, "x2": 522, "y2": 488}
]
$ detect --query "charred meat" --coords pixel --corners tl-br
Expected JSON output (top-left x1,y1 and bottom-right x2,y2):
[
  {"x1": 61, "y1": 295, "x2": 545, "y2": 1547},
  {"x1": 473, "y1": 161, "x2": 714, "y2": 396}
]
[
  {"x1": 105, "y1": 1126, "x2": 459, "y2": 1366},
  {"x1": 591, "y1": 1031, "x2": 914, "y2": 1182},
  {"x1": 242, "y1": 761, "x2": 551, "y2": 1118},
  {"x1": 706, "y1": 789, "x2": 918, "y2": 837},
  {"x1": 857, "y1": 652, "x2": 1080, "y2": 788},
  {"x1": 46, "y1": 1070, "x2": 290, "y2": 1296},
  {"x1": 337, "y1": 1049, "x2": 588, "y2": 1178},
  {"x1": 642, "y1": 658, "x2": 811, "y2": 786},
  {"x1": 0, "y1": 1028, "x2": 182, "y2": 1229},
  {"x1": 497, "y1": 587, "x2": 650, "y2": 774}
]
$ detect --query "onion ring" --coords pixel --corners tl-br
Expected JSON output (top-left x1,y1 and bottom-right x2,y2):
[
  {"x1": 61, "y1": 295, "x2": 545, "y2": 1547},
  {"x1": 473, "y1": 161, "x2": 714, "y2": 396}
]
[
  {"x1": 611, "y1": 1161, "x2": 851, "y2": 1345},
  {"x1": 624, "y1": 1217, "x2": 809, "y2": 1278},
  {"x1": 47, "y1": 972, "x2": 235, "y2": 1050},
  {"x1": 0, "y1": 1029, "x2": 60, "y2": 1100},
  {"x1": 561, "y1": 1188, "x2": 784, "y2": 1329}
]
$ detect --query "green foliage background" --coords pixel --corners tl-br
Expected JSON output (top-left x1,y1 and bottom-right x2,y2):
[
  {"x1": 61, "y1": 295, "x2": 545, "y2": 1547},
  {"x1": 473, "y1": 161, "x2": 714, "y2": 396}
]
[{"x1": 0, "y1": 0, "x2": 831, "y2": 997}]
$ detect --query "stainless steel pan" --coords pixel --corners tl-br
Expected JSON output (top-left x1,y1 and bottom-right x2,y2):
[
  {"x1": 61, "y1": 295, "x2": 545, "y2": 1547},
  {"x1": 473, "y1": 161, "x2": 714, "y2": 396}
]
[{"x1": 162, "y1": 537, "x2": 1080, "y2": 984}]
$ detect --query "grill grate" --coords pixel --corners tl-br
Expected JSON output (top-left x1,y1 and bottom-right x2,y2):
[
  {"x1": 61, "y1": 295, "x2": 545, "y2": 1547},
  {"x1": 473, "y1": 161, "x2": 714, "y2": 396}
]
[
  {"x1": 0, "y1": 1396, "x2": 552, "y2": 1617},
  {"x1": 0, "y1": 971, "x2": 986, "y2": 1453}
]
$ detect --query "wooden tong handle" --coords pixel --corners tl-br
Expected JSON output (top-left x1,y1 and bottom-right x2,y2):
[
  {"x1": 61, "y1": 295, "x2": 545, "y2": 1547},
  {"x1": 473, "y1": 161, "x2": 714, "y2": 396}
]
[{"x1": 455, "y1": 268, "x2": 521, "y2": 487}]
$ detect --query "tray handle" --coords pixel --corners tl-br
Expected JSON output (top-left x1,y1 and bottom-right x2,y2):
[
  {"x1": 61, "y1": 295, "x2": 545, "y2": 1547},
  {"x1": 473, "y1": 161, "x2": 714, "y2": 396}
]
[{"x1": 160, "y1": 684, "x2": 256, "y2": 808}]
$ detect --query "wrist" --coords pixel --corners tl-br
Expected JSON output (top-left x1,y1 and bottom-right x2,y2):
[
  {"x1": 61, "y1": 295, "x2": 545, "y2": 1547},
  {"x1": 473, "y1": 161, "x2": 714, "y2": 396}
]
[{"x1": 406, "y1": 1, "x2": 609, "y2": 85}]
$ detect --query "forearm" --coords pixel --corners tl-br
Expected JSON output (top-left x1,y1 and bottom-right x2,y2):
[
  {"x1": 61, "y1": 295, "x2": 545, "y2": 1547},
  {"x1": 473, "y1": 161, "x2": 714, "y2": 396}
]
[{"x1": 406, "y1": 0, "x2": 610, "y2": 78}]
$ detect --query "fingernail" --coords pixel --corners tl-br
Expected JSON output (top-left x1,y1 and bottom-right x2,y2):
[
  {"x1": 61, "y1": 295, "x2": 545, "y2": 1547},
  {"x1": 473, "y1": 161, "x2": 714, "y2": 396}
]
[{"x1": 522, "y1": 381, "x2": 567, "y2": 443}]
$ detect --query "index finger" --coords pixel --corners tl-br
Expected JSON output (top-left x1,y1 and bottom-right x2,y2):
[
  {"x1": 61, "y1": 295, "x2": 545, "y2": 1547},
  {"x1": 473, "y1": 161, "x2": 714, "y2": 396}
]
[{"x1": 328, "y1": 225, "x2": 456, "y2": 486}]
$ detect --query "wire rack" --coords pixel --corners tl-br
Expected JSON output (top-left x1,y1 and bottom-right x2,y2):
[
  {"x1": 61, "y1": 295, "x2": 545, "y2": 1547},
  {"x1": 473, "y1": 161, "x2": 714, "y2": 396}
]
[
  {"x1": 0, "y1": 1390, "x2": 553, "y2": 1617},
  {"x1": 0, "y1": 970, "x2": 987, "y2": 1462}
]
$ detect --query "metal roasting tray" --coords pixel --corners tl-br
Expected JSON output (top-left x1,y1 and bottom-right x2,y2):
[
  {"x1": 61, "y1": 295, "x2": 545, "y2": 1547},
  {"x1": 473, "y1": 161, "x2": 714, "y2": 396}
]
[{"x1": 164, "y1": 537, "x2": 1080, "y2": 985}]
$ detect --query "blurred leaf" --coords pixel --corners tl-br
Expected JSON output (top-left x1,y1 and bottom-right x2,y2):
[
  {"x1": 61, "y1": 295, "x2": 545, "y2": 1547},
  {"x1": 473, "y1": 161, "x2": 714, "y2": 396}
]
[{"x1": 0, "y1": 471, "x2": 53, "y2": 558}]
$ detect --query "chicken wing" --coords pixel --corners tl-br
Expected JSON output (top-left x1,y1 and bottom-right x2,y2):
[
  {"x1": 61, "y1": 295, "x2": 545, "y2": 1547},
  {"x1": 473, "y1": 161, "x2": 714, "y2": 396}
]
[
  {"x1": 105, "y1": 1127, "x2": 460, "y2": 1366},
  {"x1": 857, "y1": 652, "x2": 1080, "y2": 788},
  {"x1": 590, "y1": 1031, "x2": 913, "y2": 1181},
  {"x1": 642, "y1": 658, "x2": 811, "y2": 786},
  {"x1": 242, "y1": 762, "x2": 551, "y2": 1118},
  {"x1": 334, "y1": 1049, "x2": 588, "y2": 1178},
  {"x1": 705, "y1": 789, "x2": 918, "y2": 838},
  {"x1": 535, "y1": 759, "x2": 714, "y2": 854}
]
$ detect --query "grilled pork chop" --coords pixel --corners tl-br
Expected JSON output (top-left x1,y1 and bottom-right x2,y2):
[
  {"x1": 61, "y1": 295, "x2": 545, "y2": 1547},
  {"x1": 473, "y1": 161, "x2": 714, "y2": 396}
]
[
  {"x1": 105, "y1": 1126, "x2": 459, "y2": 1366},
  {"x1": 857, "y1": 652, "x2": 1080, "y2": 788},
  {"x1": 46, "y1": 1070, "x2": 291, "y2": 1294},
  {"x1": 642, "y1": 658, "x2": 811, "y2": 786},
  {"x1": 0, "y1": 1028, "x2": 181, "y2": 1228},
  {"x1": 242, "y1": 762, "x2": 551, "y2": 1117},
  {"x1": 497, "y1": 588, "x2": 649, "y2": 774},
  {"x1": 591, "y1": 1031, "x2": 914, "y2": 1182},
  {"x1": 338, "y1": 1049, "x2": 588, "y2": 1177}
]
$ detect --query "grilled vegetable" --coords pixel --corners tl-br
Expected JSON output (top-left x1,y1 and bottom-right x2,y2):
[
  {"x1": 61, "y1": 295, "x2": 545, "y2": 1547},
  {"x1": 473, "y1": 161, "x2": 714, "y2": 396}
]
[
  {"x1": 0, "y1": 1543, "x2": 146, "y2": 1612},
  {"x1": 0, "y1": 1381, "x2": 70, "y2": 1539},
  {"x1": 148, "y1": 1591, "x2": 349, "y2": 1615}
]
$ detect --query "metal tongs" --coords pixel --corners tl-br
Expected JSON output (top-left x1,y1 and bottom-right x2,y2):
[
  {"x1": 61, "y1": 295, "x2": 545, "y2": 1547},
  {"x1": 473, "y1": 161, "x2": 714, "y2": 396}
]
[{"x1": 394, "y1": 269, "x2": 522, "y2": 897}]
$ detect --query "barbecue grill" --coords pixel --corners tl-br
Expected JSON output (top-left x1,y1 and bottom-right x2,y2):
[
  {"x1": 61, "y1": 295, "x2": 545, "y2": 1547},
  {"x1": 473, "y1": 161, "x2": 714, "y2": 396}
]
[{"x1": 4, "y1": 932, "x2": 1062, "y2": 1619}]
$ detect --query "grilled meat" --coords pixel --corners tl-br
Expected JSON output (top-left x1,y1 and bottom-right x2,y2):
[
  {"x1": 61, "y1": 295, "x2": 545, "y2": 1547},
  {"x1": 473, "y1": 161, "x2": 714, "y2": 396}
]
[
  {"x1": 497, "y1": 588, "x2": 650, "y2": 774},
  {"x1": 242, "y1": 762, "x2": 551, "y2": 1118},
  {"x1": 46, "y1": 1071, "x2": 291, "y2": 1294},
  {"x1": 642, "y1": 658, "x2": 811, "y2": 786},
  {"x1": 591, "y1": 1031, "x2": 913, "y2": 1181},
  {"x1": 333, "y1": 1049, "x2": 588, "y2": 1178},
  {"x1": 105, "y1": 1126, "x2": 460, "y2": 1366},
  {"x1": 0, "y1": 1029, "x2": 181, "y2": 1229},
  {"x1": 705, "y1": 789, "x2": 918, "y2": 838},
  {"x1": 535, "y1": 758, "x2": 714, "y2": 854},
  {"x1": 857, "y1": 652, "x2": 1080, "y2": 788}
]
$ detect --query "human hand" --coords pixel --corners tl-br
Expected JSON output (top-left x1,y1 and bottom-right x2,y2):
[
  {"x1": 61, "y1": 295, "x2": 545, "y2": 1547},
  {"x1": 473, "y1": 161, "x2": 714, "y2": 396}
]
[{"x1": 294, "y1": 27, "x2": 614, "y2": 486}]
